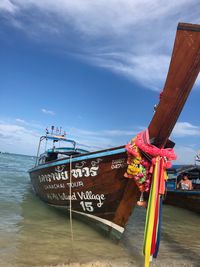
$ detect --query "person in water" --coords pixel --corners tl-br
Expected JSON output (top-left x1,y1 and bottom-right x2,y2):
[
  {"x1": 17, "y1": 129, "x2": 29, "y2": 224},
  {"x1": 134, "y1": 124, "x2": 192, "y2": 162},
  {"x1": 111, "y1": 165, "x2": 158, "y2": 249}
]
[{"x1": 177, "y1": 173, "x2": 193, "y2": 190}]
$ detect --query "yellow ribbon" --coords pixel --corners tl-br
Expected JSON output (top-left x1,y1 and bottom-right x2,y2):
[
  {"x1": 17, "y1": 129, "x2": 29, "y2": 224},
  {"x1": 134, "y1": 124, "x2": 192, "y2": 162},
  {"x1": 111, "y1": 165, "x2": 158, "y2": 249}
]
[{"x1": 143, "y1": 156, "x2": 160, "y2": 267}]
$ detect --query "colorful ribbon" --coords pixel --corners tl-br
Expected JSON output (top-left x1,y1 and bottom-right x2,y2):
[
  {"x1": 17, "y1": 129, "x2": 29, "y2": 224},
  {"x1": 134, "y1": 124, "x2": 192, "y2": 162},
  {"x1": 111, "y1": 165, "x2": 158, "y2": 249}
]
[
  {"x1": 143, "y1": 156, "x2": 166, "y2": 267},
  {"x1": 124, "y1": 129, "x2": 176, "y2": 267}
]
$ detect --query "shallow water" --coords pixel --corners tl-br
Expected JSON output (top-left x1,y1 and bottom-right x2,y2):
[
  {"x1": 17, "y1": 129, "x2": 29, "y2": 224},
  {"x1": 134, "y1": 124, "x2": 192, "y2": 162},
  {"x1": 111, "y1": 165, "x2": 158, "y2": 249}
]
[{"x1": 0, "y1": 153, "x2": 199, "y2": 267}]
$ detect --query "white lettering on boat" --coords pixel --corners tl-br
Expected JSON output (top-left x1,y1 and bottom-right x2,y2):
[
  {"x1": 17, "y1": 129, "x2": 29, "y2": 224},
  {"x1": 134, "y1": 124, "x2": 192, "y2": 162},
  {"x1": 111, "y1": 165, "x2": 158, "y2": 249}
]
[
  {"x1": 66, "y1": 181, "x2": 84, "y2": 188},
  {"x1": 77, "y1": 191, "x2": 105, "y2": 208},
  {"x1": 55, "y1": 165, "x2": 65, "y2": 172},
  {"x1": 44, "y1": 183, "x2": 65, "y2": 190},
  {"x1": 43, "y1": 181, "x2": 84, "y2": 191},
  {"x1": 91, "y1": 158, "x2": 102, "y2": 166},
  {"x1": 39, "y1": 171, "x2": 69, "y2": 183},
  {"x1": 80, "y1": 201, "x2": 94, "y2": 212},
  {"x1": 45, "y1": 190, "x2": 106, "y2": 212},
  {"x1": 38, "y1": 159, "x2": 102, "y2": 183},
  {"x1": 75, "y1": 161, "x2": 86, "y2": 168},
  {"x1": 47, "y1": 192, "x2": 77, "y2": 201},
  {"x1": 111, "y1": 158, "x2": 126, "y2": 169}
]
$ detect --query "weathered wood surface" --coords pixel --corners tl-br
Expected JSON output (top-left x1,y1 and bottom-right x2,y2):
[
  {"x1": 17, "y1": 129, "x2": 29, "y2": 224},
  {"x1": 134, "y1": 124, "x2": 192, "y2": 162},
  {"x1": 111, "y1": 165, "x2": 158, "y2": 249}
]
[{"x1": 149, "y1": 23, "x2": 200, "y2": 147}]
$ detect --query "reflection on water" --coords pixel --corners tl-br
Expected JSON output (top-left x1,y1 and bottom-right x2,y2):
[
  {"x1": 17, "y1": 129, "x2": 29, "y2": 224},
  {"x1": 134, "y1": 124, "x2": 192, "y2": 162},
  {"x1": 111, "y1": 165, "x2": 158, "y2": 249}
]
[
  {"x1": 122, "y1": 206, "x2": 200, "y2": 267},
  {"x1": 0, "y1": 154, "x2": 199, "y2": 267},
  {"x1": 3, "y1": 189, "x2": 136, "y2": 267}
]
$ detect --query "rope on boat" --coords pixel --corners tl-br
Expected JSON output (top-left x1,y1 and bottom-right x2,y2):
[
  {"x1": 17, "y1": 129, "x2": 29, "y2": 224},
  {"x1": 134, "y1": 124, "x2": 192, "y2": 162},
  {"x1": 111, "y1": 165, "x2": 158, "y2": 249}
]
[{"x1": 69, "y1": 155, "x2": 74, "y2": 241}]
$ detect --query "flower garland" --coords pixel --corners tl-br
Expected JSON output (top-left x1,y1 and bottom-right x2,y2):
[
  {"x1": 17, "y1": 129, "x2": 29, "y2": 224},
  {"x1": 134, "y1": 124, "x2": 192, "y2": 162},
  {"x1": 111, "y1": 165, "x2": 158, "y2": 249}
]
[
  {"x1": 124, "y1": 137, "x2": 152, "y2": 192},
  {"x1": 124, "y1": 129, "x2": 176, "y2": 193},
  {"x1": 135, "y1": 131, "x2": 176, "y2": 168}
]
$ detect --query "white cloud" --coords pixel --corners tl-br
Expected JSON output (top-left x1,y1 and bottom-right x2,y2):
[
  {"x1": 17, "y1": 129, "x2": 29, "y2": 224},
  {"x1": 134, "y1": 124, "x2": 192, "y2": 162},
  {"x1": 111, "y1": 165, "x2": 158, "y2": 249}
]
[
  {"x1": 170, "y1": 122, "x2": 200, "y2": 164},
  {"x1": 16, "y1": 118, "x2": 26, "y2": 124},
  {"x1": 172, "y1": 122, "x2": 200, "y2": 137},
  {"x1": 0, "y1": 0, "x2": 17, "y2": 13},
  {"x1": 14, "y1": 118, "x2": 44, "y2": 131},
  {"x1": 68, "y1": 127, "x2": 120, "y2": 150},
  {"x1": 0, "y1": 124, "x2": 28, "y2": 139},
  {"x1": 1, "y1": 119, "x2": 199, "y2": 164},
  {"x1": 7, "y1": 1, "x2": 196, "y2": 36},
  {"x1": 67, "y1": 126, "x2": 143, "y2": 151},
  {"x1": 0, "y1": 117, "x2": 45, "y2": 155},
  {"x1": 1, "y1": 0, "x2": 199, "y2": 90},
  {"x1": 41, "y1": 108, "x2": 55, "y2": 116},
  {"x1": 0, "y1": 123, "x2": 40, "y2": 155},
  {"x1": 87, "y1": 53, "x2": 170, "y2": 91},
  {"x1": 0, "y1": 118, "x2": 138, "y2": 154},
  {"x1": 70, "y1": 127, "x2": 138, "y2": 137},
  {"x1": 102, "y1": 129, "x2": 137, "y2": 137},
  {"x1": 175, "y1": 145, "x2": 197, "y2": 164}
]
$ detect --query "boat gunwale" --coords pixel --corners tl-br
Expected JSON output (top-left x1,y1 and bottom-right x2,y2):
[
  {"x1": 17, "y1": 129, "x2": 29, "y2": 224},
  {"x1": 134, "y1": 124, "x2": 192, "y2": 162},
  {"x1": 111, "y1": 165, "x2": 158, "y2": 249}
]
[
  {"x1": 29, "y1": 145, "x2": 126, "y2": 173},
  {"x1": 166, "y1": 189, "x2": 200, "y2": 195}
]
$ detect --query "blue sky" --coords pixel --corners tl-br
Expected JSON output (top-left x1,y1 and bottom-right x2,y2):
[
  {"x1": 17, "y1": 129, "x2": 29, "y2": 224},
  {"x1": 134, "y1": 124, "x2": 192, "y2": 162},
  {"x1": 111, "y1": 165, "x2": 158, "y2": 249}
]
[{"x1": 0, "y1": 0, "x2": 200, "y2": 164}]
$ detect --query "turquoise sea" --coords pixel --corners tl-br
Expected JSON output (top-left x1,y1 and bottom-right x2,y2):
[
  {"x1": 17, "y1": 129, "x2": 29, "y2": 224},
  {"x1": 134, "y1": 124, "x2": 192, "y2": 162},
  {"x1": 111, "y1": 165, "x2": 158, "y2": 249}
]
[{"x1": 0, "y1": 153, "x2": 199, "y2": 267}]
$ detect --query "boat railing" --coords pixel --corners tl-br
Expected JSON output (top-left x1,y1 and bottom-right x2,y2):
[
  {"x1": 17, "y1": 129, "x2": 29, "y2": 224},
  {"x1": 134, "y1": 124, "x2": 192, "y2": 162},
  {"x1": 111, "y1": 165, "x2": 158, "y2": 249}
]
[{"x1": 35, "y1": 135, "x2": 77, "y2": 166}]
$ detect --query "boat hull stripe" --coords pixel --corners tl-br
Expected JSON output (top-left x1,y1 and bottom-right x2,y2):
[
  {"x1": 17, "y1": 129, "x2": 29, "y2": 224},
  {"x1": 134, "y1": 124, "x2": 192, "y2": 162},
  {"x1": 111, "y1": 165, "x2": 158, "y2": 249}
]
[
  {"x1": 29, "y1": 147, "x2": 126, "y2": 172},
  {"x1": 49, "y1": 204, "x2": 124, "y2": 233}
]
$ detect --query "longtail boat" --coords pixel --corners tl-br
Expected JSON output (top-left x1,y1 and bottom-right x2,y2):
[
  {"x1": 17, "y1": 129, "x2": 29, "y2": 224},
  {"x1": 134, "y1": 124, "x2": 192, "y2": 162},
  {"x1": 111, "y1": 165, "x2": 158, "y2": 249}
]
[
  {"x1": 29, "y1": 23, "x2": 200, "y2": 266},
  {"x1": 165, "y1": 165, "x2": 200, "y2": 213}
]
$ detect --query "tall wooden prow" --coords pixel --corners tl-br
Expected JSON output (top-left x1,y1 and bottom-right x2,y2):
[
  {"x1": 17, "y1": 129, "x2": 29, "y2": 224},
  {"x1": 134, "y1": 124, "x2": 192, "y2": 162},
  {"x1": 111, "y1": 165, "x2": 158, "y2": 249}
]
[
  {"x1": 113, "y1": 22, "x2": 200, "y2": 228},
  {"x1": 149, "y1": 23, "x2": 200, "y2": 148}
]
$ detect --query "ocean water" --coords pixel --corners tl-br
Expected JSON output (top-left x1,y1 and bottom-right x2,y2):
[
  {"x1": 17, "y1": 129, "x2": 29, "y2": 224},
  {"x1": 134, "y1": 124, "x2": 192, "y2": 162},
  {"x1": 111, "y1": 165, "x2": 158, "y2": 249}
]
[{"x1": 0, "y1": 153, "x2": 199, "y2": 267}]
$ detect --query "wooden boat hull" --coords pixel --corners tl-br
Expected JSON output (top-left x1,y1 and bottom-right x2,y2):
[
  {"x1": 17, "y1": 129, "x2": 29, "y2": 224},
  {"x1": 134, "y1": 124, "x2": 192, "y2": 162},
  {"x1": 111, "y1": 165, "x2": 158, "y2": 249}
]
[
  {"x1": 29, "y1": 146, "x2": 139, "y2": 238},
  {"x1": 164, "y1": 190, "x2": 200, "y2": 213},
  {"x1": 29, "y1": 22, "x2": 200, "y2": 244}
]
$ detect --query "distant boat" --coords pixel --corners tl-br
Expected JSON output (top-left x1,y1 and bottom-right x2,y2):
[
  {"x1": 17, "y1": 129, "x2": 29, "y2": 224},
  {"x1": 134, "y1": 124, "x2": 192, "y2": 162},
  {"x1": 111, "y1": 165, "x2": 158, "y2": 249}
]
[
  {"x1": 164, "y1": 190, "x2": 200, "y2": 213},
  {"x1": 29, "y1": 22, "x2": 200, "y2": 246},
  {"x1": 165, "y1": 165, "x2": 200, "y2": 213}
]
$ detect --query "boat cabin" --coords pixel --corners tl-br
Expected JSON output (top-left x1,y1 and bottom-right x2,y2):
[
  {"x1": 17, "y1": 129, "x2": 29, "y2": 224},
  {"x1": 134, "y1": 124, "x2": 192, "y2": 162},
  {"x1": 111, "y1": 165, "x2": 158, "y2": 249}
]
[{"x1": 35, "y1": 134, "x2": 89, "y2": 166}]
